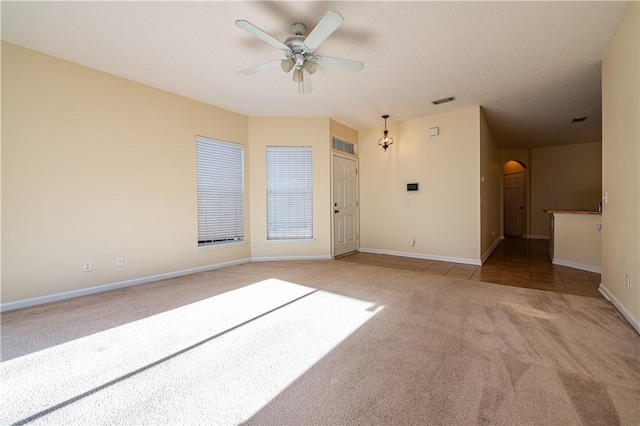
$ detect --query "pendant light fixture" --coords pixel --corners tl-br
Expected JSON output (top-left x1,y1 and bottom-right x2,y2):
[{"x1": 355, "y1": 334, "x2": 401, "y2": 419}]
[{"x1": 378, "y1": 115, "x2": 394, "y2": 151}]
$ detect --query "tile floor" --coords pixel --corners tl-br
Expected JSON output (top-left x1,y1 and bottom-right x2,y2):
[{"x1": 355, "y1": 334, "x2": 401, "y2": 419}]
[{"x1": 336, "y1": 237, "x2": 602, "y2": 298}]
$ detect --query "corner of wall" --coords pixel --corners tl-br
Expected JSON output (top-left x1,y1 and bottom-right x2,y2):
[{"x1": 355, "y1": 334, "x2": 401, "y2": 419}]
[{"x1": 601, "y1": 1, "x2": 640, "y2": 329}]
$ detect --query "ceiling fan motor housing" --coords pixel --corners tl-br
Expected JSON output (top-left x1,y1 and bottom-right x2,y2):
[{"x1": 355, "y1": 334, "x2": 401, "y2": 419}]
[
  {"x1": 284, "y1": 36, "x2": 314, "y2": 57},
  {"x1": 291, "y1": 23, "x2": 306, "y2": 36},
  {"x1": 283, "y1": 34, "x2": 317, "y2": 71}
]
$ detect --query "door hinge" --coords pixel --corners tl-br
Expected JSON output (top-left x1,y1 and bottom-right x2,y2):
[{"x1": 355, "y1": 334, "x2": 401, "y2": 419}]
[
  {"x1": 356, "y1": 201, "x2": 359, "y2": 207},
  {"x1": 355, "y1": 168, "x2": 358, "y2": 174}
]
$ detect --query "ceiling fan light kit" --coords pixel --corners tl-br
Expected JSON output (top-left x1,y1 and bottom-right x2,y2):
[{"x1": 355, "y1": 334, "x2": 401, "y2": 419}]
[
  {"x1": 303, "y1": 60, "x2": 318, "y2": 74},
  {"x1": 236, "y1": 10, "x2": 364, "y2": 94},
  {"x1": 281, "y1": 59, "x2": 295, "y2": 73}
]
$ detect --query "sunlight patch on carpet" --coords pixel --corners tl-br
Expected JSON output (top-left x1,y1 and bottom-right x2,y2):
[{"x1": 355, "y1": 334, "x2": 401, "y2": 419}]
[
  {"x1": 500, "y1": 301, "x2": 556, "y2": 319},
  {"x1": 1, "y1": 278, "x2": 382, "y2": 424}
]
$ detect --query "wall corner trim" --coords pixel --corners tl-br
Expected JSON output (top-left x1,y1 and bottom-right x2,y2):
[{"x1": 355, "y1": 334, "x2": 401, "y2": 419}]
[
  {"x1": 599, "y1": 283, "x2": 640, "y2": 335},
  {"x1": 481, "y1": 236, "x2": 504, "y2": 264}
]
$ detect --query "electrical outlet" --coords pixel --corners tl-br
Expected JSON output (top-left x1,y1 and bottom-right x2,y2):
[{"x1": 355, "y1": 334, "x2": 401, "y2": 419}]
[
  {"x1": 626, "y1": 273, "x2": 631, "y2": 288},
  {"x1": 116, "y1": 257, "x2": 124, "y2": 267},
  {"x1": 410, "y1": 236, "x2": 415, "y2": 247},
  {"x1": 83, "y1": 261, "x2": 92, "y2": 272}
]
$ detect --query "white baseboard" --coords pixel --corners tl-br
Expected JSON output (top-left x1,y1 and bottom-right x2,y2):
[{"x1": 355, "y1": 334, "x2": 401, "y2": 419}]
[
  {"x1": 599, "y1": 283, "x2": 640, "y2": 335},
  {"x1": 552, "y1": 258, "x2": 601, "y2": 273},
  {"x1": 481, "y1": 236, "x2": 504, "y2": 263},
  {"x1": 358, "y1": 248, "x2": 481, "y2": 266},
  {"x1": 0, "y1": 258, "x2": 251, "y2": 312},
  {"x1": 0, "y1": 255, "x2": 334, "y2": 312},
  {"x1": 251, "y1": 255, "x2": 332, "y2": 262}
]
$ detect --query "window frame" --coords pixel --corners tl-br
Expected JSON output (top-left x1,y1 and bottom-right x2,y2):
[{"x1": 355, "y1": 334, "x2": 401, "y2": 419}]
[
  {"x1": 266, "y1": 146, "x2": 314, "y2": 242},
  {"x1": 195, "y1": 136, "x2": 245, "y2": 249}
]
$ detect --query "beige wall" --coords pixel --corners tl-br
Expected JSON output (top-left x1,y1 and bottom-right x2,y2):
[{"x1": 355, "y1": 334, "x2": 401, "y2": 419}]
[
  {"x1": 1, "y1": 43, "x2": 251, "y2": 304},
  {"x1": 1, "y1": 43, "x2": 351, "y2": 306},
  {"x1": 480, "y1": 108, "x2": 502, "y2": 259},
  {"x1": 601, "y1": 2, "x2": 639, "y2": 328},
  {"x1": 359, "y1": 106, "x2": 482, "y2": 263},
  {"x1": 530, "y1": 142, "x2": 603, "y2": 237},
  {"x1": 552, "y1": 213, "x2": 602, "y2": 272},
  {"x1": 247, "y1": 117, "x2": 333, "y2": 260},
  {"x1": 330, "y1": 119, "x2": 359, "y2": 147},
  {"x1": 0, "y1": 44, "x2": 3, "y2": 295}
]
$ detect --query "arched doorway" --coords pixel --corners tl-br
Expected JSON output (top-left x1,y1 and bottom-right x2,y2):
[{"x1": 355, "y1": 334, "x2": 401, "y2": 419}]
[{"x1": 503, "y1": 160, "x2": 527, "y2": 236}]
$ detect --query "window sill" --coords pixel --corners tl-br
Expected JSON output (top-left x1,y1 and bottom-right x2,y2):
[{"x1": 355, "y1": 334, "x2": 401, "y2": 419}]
[
  {"x1": 196, "y1": 240, "x2": 247, "y2": 252},
  {"x1": 266, "y1": 238, "x2": 316, "y2": 244}
]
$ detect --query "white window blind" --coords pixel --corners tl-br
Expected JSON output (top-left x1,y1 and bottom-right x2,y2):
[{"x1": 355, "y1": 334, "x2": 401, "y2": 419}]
[
  {"x1": 266, "y1": 146, "x2": 313, "y2": 240},
  {"x1": 196, "y1": 137, "x2": 244, "y2": 246}
]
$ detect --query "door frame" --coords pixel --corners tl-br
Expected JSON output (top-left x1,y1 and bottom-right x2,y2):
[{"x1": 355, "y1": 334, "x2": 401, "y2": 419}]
[
  {"x1": 502, "y1": 160, "x2": 529, "y2": 237},
  {"x1": 504, "y1": 171, "x2": 525, "y2": 236},
  {"x1": 331, "y1": 152, "x2": 359, "y2": 257}
]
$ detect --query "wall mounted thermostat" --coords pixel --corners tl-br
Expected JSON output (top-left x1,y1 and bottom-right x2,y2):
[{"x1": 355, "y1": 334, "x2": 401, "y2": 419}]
[{"x1": 407, "y1": 183, "x2": 418, "y2": 191}]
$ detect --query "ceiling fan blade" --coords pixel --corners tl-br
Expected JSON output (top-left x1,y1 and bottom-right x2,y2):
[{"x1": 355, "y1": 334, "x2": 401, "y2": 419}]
[
  {"x1": 240, "y1": 60, "x2": 285, "y2": 75},
  {"x1": 235, "y1": 20, "x2": 291, "y2": 54},
  {"x1": 303, "y1": 10, "x2": 344, "y2": 50},
  {"x1": 301, "y1": 68, "x2": 314, "y2": 94},
  {"x1": 314, "y1": 55, "x2": 364, "y2": 73}
]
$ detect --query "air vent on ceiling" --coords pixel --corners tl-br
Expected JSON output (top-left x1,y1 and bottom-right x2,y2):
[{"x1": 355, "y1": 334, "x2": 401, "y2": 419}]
[
  {"x1": 432, "y1": 96, "x2": 456, "y2": 105},
  {"x1": 571, "y1": 116, "x2": 588, "y2": 123}
]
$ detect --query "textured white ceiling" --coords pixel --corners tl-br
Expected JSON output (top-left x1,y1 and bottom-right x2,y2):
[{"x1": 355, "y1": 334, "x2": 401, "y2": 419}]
[{"x1": 1, "y1": 1, "x2": 630, "y2": 148}]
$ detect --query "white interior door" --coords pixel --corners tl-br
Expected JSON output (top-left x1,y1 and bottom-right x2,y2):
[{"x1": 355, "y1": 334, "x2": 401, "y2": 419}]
[
  {"x1": 333, "y1": 155, "x2": 358, "y2": 256},
  {"x1": 504, "y1": 172, "x2": 525, "y2": 236}
]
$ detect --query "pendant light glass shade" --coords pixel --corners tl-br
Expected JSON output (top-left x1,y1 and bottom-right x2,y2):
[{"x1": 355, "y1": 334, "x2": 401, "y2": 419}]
[
  {"x1": 292, "y1": 69, "x2": 303, "y2": 82},
  {"x1": 378, "y1": 115, "x2": 394, "y2": 151}
]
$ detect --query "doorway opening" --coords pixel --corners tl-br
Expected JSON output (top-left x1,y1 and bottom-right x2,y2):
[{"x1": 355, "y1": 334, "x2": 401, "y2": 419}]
[{"x1": 503, "y1": 160, "x2": 527, "y2": 237}]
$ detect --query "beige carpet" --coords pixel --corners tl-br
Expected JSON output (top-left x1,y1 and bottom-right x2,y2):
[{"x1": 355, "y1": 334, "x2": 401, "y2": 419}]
[{"x1": 1, "y1": 260, "x2": 639, "y2": 425}]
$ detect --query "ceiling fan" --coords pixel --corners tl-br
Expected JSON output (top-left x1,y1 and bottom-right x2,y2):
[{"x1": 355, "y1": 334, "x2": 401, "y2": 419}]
[{"x1": 235, "y1": 10, "x2": 364, "y2": 94}]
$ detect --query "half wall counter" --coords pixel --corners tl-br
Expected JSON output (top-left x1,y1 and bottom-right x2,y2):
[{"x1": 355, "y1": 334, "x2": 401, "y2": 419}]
[{"x1": 544, "y1": 210, "x2": 602, "y2": 273}]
